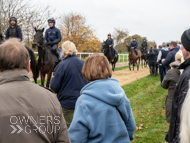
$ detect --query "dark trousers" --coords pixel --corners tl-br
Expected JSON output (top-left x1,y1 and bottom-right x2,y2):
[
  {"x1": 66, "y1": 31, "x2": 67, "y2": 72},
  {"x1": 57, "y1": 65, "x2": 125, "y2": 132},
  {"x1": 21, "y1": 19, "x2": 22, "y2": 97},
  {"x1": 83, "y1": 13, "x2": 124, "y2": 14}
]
[
  {"x1": 134, "y1": 48, "x2": 138, "y2": 56},
  {"x1": 159, "y1": 64, "x2": 166, "y2": 83},
  {"x1": 148, "y1": 61, "x2": 155, "y2": 75}
]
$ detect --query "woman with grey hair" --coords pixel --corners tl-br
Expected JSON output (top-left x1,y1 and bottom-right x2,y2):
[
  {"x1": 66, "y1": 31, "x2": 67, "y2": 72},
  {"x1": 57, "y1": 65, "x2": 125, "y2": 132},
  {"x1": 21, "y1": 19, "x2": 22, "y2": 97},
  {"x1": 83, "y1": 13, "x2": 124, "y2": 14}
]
[{"x1": 50, "y1": 41, "x2": 88, "y2": 128}]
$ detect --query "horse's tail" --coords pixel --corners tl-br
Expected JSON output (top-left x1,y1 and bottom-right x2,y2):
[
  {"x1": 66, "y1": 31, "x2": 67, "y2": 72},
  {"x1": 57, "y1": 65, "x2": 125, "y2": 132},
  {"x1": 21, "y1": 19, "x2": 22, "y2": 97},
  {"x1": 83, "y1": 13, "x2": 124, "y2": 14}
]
[{"x1": 25, "y1": 46, "x2": 39, "y2": 83}]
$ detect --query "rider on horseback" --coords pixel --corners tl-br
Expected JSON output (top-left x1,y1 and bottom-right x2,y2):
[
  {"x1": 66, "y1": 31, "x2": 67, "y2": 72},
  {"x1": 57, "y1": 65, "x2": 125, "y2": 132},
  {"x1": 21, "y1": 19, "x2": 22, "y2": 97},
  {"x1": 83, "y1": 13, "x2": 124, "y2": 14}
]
[
  {"x1": 45, "y1": 18, "x2": 62, "y2": 62},
  {"x1": 5, "y1": 16, "x2": 22, "y2": 41},
  {"x1": 130, "y1": 38, "x2": 138, "y2": 57},
  {"x1": 106, "y1": 33, "x2": 117, "y2": 57},
  {"x1": 141, "y1": 38, "x2": 148, "y2": 53}
]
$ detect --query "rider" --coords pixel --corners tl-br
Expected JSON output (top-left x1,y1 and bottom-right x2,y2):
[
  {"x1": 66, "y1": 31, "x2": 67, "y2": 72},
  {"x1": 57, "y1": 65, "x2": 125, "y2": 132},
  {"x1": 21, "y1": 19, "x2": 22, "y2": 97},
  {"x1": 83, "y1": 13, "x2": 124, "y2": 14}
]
[
  {"x1": 45, "y1": 17, "x2": 62, "y2": 61},
  {"x1": 106, "y1": 33, "x2": 117, "y2": 57},
  {"x1": 130, "y1": 38, "x2": 138, "y2": 57},
  {"x1": 141, "y1": 38, "x2": 148, "y2": 53},
  {"x1": 5, "y1": 16, "x2": 22, "y2": 41}
]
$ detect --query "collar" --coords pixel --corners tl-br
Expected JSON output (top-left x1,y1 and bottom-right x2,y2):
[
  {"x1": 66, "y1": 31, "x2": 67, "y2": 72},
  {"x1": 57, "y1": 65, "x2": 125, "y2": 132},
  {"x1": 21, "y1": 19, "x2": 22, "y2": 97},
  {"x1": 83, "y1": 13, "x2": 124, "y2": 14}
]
[
  {"x1": 0, "y1": 69, "x2": 30, "y2": 85},
  {"x1": 64, "y1": 54, "x2": 77, "y2": 60},
  {"x1": 179, "y1": 58, "x2": 190, "y2": 70}
]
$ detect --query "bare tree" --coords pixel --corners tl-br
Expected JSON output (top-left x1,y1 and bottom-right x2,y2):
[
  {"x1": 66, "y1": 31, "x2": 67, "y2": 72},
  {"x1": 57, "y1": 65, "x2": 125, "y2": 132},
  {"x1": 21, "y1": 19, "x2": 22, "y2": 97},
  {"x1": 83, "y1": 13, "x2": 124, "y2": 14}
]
[
  {"x1": 112, "y1": 28, "x2": 128, "y2": 45},
  {"x1": 0, "y1": 0, "x2": 55, "y2": 46}
]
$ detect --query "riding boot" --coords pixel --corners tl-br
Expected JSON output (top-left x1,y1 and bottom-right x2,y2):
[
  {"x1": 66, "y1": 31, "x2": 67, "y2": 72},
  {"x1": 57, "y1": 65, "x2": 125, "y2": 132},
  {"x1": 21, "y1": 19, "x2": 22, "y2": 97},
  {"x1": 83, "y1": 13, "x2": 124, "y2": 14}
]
[{"x1": 55, "y1": 51, "x2": 61, "y2": 62}]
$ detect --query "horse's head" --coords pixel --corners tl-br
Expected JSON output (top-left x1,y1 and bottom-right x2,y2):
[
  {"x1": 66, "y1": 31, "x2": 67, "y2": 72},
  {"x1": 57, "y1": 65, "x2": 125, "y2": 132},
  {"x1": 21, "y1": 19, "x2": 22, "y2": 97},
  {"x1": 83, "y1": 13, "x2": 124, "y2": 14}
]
[
  {"x1": 32, "y1": 27, "x2": 44, "y2": 49},
  {"x1": 126, "y1": 45, "x2": 133, "y2": 52},
  {"x1": 101, "y1": 41, "x2": 109, "y2": 53}
]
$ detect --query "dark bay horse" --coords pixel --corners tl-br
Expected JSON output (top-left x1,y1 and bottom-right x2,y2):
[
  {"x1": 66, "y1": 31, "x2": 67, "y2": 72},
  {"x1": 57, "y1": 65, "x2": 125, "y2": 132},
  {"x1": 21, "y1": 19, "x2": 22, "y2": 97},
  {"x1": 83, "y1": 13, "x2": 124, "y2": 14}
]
[
  {"x1": 127, "y1": 46, "x2": 141, "y2": 71},
  {"x1": 102, "y1": 41, "x2": 118, "y2": 71},
  {"x1": 0, "y1": 34, "x2": 39, "y2": 83},
  {"x1": 141, "y1": 49, "x2": 148, "y2": 68},
  {"x1": 32, "y1": 28, "x2": 56, "y2": 88}
]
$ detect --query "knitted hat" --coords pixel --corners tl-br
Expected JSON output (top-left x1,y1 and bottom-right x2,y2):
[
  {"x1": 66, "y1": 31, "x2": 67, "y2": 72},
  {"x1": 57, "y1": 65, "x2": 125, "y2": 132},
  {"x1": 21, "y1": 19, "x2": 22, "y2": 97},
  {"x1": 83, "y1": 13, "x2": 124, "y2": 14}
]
[{"x1": 181, "y1": 29, "x2": 190, "y2": 52}]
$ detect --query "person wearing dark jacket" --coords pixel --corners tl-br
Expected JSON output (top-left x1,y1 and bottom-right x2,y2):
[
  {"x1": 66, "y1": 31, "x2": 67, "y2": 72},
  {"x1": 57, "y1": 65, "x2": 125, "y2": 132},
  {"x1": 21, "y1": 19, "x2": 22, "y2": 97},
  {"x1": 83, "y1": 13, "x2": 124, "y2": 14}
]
[
  {"x1": 162, "y1": 61, "x2": 181, "y2": 123},
  {"x1": 130, "y1": 38, "x2": 138, "y2": 57},
  {"x1": 106, "y1": 33, "x2": 117, "y2": 57},
  {"x1": 0, "y1": 33, "x2": 3, "y2": 43},
  {"x1": 45, "y1": 18, "x2": 62, "y2": 61},
  {"x1": 157, "y1": 43, "x2": 169, "y2": 82},
  {"x1": 147, "y1": 48, "x2": 156, "y2": 76},
  {"x1": 141, "y1": 39, "x2": 148, "y2": 53},
  {"x1": 153, "y1": 45, "x2": 159, "y2": 76},
  {"x1": 162, "y1": 41, "x2": 179, "y2": 71},
  {"x1": 5, "y1": 17, "x2": 22, "y2": 41},
  {"x1": 50, "y1": 41, "x2": 88, "y2": 128},
  {"x1": 166, "y1": 29, "x2": 190, "y2": 143},
  {"x1": 0, "y1": 38, "x2": 70, "y2": 143}
]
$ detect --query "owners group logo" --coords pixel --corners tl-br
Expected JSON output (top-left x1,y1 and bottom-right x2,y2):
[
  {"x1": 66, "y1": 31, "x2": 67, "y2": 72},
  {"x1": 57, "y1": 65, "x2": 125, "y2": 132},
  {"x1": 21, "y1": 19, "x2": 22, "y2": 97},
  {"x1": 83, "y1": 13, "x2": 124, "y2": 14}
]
[{"x1": 10, "y1": 115, "x2": 61, "y2": 134}]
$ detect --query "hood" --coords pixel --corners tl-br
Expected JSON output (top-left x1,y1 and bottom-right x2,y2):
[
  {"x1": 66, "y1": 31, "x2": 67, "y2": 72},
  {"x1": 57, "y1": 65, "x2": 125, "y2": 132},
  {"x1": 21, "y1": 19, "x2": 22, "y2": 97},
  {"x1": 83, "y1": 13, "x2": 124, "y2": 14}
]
[
  {"x1": 80, "y1": 78, "x2": 125, "y2": 106},
  {"x1": 0, "y1": 69, "x2": 29, "y2": 85},
  {"x1": 163, "y1": 47, "x2": 169, "y2": 51},
  {"x1": 170, "y1": 61, "x2": 180, "y2": 68}
]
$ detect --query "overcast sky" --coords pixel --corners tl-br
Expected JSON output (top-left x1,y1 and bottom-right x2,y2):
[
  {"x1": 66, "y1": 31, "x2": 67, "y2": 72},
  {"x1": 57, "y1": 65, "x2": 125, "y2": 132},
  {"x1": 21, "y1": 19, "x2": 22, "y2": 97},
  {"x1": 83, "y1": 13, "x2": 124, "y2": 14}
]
[{"x1": 33, "y1": 0, "x2": 190, "y2": 45}]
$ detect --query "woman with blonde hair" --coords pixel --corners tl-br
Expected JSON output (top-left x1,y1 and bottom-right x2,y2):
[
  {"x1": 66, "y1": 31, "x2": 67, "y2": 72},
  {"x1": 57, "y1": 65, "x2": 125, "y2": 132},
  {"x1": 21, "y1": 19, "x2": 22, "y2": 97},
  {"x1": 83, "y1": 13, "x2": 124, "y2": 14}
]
[
  {"x1": 69, "y1": 53, "x2": 136, "y2": 143},
  {"x1": 50, "y1": 41, "x2": 87, "y2": 128}
]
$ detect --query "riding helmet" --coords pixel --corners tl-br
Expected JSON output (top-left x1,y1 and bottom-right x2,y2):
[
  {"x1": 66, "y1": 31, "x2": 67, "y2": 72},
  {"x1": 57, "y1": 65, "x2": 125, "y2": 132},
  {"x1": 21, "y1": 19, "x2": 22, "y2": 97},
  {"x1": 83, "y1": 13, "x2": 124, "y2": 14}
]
[
  {"x1": 108, "y1": 33, "x2": 111, "y2": 37},
  {"x1": 48, "y1": 17, "x2": 56, "y2": 23},
  {"x1": 9, "y1": 16, "x2": 17, "y2": 23}
]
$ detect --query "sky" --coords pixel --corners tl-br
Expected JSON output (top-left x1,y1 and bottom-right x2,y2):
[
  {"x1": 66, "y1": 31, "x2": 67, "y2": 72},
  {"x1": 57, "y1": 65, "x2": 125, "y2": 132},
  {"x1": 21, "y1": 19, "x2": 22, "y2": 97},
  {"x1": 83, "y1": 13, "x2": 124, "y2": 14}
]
[{"x1": 32, "y1": 0, "x2": 190, "y2": 45}]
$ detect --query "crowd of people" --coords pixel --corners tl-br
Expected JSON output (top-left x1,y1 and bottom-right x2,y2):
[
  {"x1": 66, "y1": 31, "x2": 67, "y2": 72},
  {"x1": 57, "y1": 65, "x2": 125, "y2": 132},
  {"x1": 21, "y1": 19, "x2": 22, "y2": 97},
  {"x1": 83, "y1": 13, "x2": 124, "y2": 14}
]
[{"x1": 1, "y1": 16, "x2": 190, "y2": 143}]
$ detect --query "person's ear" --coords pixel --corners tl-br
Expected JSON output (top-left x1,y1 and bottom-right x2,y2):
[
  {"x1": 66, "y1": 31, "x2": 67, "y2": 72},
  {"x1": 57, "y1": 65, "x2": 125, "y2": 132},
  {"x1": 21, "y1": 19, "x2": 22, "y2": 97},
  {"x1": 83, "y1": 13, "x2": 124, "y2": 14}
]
[{"x1": 26, "y1": 60, "x2": 30, "y2": 73}]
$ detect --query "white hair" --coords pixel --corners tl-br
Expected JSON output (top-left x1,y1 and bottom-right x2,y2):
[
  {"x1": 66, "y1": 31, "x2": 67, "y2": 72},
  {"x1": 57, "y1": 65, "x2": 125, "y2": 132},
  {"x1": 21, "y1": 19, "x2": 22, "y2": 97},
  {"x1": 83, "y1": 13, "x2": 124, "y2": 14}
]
[
  {"x1": 180, "y1": 81, "x2": 190, "y2": 143},
  {"x1": 62, "y1": 41, "x2": 78, "y2": 56}
]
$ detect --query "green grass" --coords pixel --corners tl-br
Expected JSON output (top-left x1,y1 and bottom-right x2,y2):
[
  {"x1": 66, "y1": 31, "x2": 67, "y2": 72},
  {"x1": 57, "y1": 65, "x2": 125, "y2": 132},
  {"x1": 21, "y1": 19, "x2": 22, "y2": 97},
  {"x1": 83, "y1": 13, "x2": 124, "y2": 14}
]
[
  {"x1": 115, "y1": 66, "x2": 129, "y2": 71},
  {"x1": 122, "y1": 75, "x2": 168, "y2": 143}
]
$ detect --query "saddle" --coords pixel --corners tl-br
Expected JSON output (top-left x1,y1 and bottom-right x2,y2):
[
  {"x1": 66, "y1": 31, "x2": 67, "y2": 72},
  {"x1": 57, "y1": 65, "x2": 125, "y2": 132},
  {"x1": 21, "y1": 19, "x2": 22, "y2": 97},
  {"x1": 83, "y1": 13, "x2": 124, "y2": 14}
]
[{"x1": 46, "y1": 46, "x2": 63, "y2": 63}]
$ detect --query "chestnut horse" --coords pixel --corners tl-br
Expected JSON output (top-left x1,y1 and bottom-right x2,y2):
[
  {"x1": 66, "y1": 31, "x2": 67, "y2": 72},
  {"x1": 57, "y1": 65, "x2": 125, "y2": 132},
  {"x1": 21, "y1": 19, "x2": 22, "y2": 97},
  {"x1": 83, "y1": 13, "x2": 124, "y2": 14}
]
[{"x1": 127, "y1": 45, "x2": 141, "y2": 71}]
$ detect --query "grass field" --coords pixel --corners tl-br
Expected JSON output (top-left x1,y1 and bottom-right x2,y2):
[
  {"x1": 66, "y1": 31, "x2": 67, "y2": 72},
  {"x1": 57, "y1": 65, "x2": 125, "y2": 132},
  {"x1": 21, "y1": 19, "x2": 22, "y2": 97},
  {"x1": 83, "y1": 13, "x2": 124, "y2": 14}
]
[{"x1": 122, "y1": 75, "x2": 168, "y2": 143}]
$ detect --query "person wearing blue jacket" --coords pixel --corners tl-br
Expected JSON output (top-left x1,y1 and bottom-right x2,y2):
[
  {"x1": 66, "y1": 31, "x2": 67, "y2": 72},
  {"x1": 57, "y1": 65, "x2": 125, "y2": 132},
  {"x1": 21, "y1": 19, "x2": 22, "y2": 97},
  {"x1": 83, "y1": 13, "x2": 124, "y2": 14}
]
[
  {"x1": 50, "y1": 41, "x2": 88, "y2": 128},
  {"x1": 45, "y1": 18, "x2": 62, "y2": 61},
  {"x1": 69, "y1": 53, "x2": 136, "y2": 143},
  {"x1": 130, "y1": 38, "x2": 138, "y2": 57},
  {"x1": 162, "y1": 41, "x2": 179, "y2": 71},
  {"x1": 5, "y1": 17, "x2": 22, "y2": 41}
]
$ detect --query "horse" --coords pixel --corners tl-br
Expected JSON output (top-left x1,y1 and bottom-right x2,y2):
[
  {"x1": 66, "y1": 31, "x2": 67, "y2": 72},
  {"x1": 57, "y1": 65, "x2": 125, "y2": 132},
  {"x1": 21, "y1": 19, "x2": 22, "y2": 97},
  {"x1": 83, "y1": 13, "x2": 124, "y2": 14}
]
[
  {"x1": 141, "y1": 49, "x2": 148, "y2": 68},
  {"x1": 127, "y1": 45, "x2": 142, "y2": 71},
  {"x1": 101, "y1": 41, "x2": 118, "y2": 72},
  {"x1": 32, "y1": 27, "x2": 57, "y2": 88},
  {"x1": 0, "y1": 34, "x2": 39, "y2": 83}
]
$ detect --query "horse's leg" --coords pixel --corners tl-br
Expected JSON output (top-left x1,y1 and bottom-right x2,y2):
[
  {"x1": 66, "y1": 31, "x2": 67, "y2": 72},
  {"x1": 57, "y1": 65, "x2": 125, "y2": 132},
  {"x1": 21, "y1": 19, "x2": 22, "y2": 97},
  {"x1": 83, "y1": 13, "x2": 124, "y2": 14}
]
[
  {"x1": 40, "y1": 72, "x2": 45, "y2": 87},
  {"x1": 129, "y1": 60, "x2": 131, "y2": 71},
  {"x1": 133, "y1": 60, "x2": 135, "y2": 71},
  {"x1": 46, "y1": 71, "x2": 53, "y2": 88},
  {"x1": 141, "y1": 58, "x2": 143, "y2": 68}
]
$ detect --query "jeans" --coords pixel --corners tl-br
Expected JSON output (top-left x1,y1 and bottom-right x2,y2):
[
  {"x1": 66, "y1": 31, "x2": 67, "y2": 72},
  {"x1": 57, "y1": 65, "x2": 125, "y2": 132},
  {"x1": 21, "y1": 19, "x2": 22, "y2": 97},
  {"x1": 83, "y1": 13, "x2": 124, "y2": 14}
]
[{"x1": 159, "y1": 64, "x2": 166, "y2": 83}]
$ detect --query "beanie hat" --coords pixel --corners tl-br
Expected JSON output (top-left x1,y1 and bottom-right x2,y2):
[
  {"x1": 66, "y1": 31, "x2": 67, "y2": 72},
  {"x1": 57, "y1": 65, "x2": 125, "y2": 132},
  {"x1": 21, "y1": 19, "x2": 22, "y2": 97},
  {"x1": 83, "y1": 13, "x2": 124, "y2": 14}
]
[{"x1": 181, "y1": 29, "x2": 190, "y2": 52}]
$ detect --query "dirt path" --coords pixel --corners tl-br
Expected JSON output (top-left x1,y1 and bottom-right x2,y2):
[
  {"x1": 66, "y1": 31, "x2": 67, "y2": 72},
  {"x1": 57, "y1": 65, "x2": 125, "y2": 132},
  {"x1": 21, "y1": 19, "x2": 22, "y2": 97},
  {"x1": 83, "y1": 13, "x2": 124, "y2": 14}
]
[
  {"x1": 30, "y1": 63, "x2": 150, "y2": 86},
  {"x1": 112, "y1": 68, "x2": 150, "y2": 86}
]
